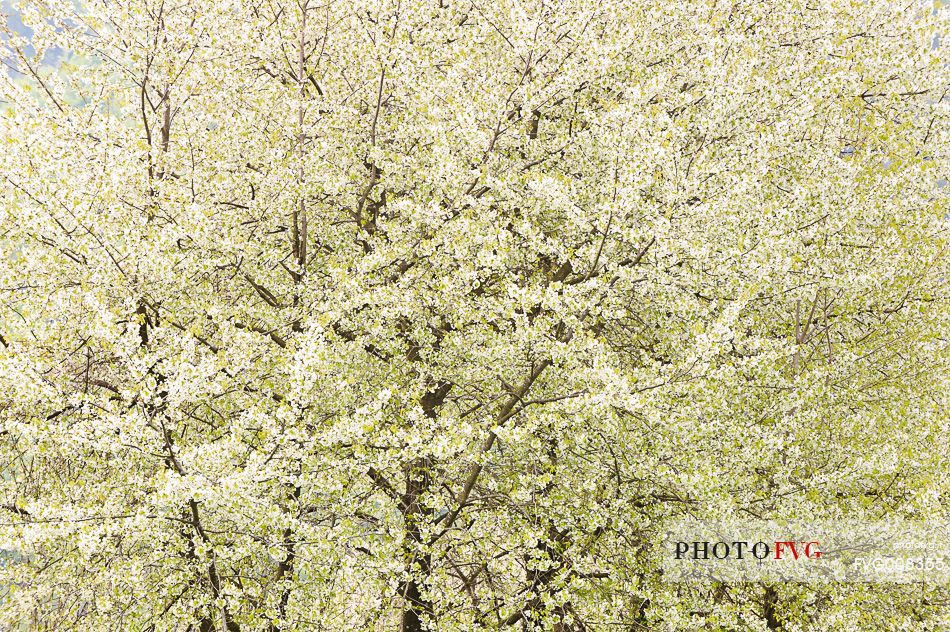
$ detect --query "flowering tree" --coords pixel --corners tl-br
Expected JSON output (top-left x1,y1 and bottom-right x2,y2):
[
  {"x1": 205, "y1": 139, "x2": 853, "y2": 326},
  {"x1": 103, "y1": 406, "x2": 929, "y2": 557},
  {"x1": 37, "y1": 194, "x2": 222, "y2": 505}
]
[{"x1": 0, "y1": 0, "x2": 948, "y2": 630}]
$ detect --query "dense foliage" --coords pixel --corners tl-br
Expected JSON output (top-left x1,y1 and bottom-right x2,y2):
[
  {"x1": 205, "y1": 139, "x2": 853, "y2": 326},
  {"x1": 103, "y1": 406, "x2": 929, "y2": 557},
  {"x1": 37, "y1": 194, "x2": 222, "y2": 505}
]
[{"x1": 1, "y1": 0, "x2": 948, "y2": 629}]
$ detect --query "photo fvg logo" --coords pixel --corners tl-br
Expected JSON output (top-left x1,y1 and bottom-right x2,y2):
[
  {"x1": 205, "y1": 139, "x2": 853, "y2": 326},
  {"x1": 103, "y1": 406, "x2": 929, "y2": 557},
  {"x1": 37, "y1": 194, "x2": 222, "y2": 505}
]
[
  {"x1": 674, "y1": 540, "x2": 822, "y2": 561},
  {"x1": 664, "y1": 520, "x2": 950, "y2": 583}
]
